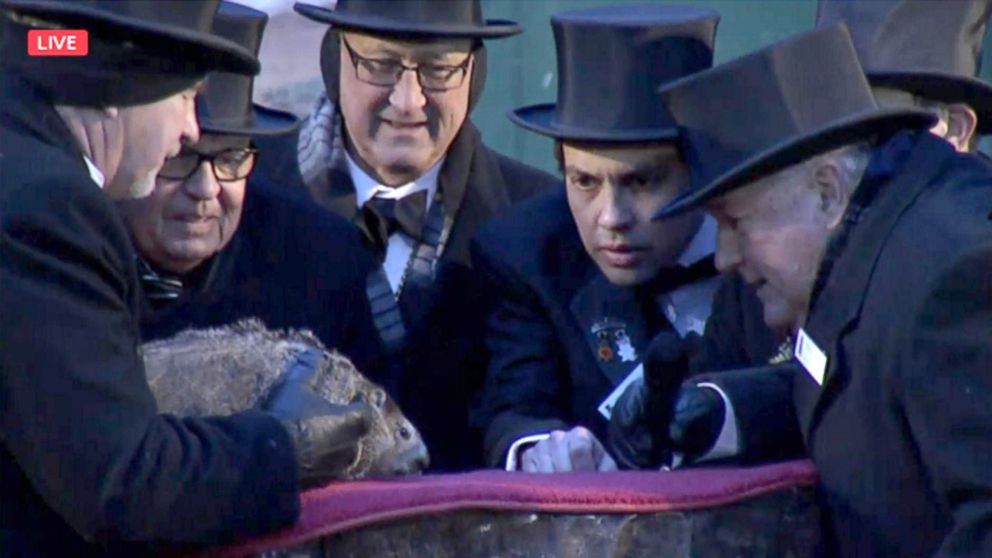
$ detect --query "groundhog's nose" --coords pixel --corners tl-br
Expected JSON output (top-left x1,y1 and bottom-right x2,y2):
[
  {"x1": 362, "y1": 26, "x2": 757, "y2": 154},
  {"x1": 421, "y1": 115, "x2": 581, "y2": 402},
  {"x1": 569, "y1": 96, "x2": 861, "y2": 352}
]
[
  {"x1": 389, "y1": 445, "x2": 430, "y2": 476},
  {"x1": 404, "y1": 446, "x2": 430, "y2": 474}
]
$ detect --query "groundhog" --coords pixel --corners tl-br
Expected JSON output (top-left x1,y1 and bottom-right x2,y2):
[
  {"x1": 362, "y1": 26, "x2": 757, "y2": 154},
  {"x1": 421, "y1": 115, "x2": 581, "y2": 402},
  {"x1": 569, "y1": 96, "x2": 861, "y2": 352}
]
[{"x1": 141, "y1": 318, "x2": 429, "y2": 479}]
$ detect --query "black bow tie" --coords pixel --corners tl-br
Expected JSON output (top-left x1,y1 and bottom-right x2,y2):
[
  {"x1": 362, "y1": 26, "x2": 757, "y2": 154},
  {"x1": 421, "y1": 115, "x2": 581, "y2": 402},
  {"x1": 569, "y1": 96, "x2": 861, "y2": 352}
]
[{"x1": 362, "y1": 190, "x2": 429, "y2": 252}]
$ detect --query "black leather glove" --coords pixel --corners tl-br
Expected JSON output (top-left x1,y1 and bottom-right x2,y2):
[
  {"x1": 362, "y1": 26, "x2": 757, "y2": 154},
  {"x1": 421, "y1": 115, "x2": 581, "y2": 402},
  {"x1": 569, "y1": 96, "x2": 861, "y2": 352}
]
[
  {"x1": 608, "y1": 333, "x2": 726, "y2": 469},
  {"x1": 261, "y1": 348, "x2": 372, "y2": 489},
  {"x1": 608, "y1": 332, "x2": 688, "y2": 469},
  {"x1": 668, "y1": 384, "x2": 725, "y2": 460}
]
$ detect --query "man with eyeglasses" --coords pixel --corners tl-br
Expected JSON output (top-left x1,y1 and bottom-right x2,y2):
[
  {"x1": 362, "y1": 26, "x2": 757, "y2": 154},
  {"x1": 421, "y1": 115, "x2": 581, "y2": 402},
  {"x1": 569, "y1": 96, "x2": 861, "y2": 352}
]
[
  {"x1": 255, "y1": 0, "x2": 557, "y2": 470},
  {"x1": 117, "y1": 5, "x2": 388, "y2": 386}
]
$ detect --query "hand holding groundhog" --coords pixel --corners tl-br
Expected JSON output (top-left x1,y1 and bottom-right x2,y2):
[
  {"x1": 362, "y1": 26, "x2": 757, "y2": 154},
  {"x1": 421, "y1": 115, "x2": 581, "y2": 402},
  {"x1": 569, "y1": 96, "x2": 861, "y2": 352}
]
[{"x1": 142, "y1": 319, "x2": 429, "y2": 483}]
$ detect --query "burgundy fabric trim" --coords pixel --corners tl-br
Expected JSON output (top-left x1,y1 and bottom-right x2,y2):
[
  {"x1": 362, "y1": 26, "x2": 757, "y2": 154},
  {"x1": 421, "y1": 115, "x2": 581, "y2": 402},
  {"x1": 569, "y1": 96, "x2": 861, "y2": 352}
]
[{"x1": 198, "y1": 460, "x2": 817, "y2": 558}]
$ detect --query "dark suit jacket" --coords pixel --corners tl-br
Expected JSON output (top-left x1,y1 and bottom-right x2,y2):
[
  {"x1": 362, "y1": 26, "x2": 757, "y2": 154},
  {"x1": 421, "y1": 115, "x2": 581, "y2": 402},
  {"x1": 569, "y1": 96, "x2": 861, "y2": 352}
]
[
  {"x1": 254, "y1": 119, "x2": 557, "y2": 470},
  {"x1": 705, "y1": 133, "x2": 992, "y2": 557},
  {"x1": 690, "y1": 272, "x2": 781, "y2": 373},
  {"x1": 139, "y1": 183, "x2": 391, "y2": 388},
  {"x1": 0, "y1": 77, "x2": 298, "y2": 557},
  {"x1": 471, "y1": 188, "x2": 730, "y2": 467}
]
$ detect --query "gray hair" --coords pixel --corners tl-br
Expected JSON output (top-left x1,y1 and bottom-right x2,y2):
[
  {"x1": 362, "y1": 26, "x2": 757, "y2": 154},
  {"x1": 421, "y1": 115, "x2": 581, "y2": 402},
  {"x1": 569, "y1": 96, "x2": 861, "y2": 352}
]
[{"x1": 805, "y1": 141, "x2": 872, "y2": 193}]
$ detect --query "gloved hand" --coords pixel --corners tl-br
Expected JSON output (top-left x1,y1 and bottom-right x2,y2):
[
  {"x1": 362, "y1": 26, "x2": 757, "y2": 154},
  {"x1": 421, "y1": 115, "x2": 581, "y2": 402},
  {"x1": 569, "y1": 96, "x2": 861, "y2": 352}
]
[
  {"x1": 608, "y1": 332, "x2": 725, "y2": 469},
  {"x1": 667, "y1": 385, "x2": 725, "y2": 460},
  {"x1": 261, "y1": 348, "x2": 372, "y2": 488}
]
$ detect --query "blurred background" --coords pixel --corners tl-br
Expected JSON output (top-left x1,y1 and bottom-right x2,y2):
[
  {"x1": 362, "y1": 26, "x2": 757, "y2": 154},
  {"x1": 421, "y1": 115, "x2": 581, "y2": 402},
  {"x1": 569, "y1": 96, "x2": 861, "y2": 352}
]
[{"x1": 246, "y1": 0, "x2": 992, "y2": 174}]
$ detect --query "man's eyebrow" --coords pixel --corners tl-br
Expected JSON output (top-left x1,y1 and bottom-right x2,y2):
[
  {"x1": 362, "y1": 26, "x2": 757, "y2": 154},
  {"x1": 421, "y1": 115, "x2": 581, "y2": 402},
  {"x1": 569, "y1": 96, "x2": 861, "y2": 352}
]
[
  {"x1": 625, "y1": 163, "x2": 669, "y2": 176},
  {"x1": 388, "y1": 45, "x2": 472, "y2": 62},
  {"x1": 563, "y1": 165, "x2": 595, "y2": 176},
  {"x1": 609, "y1": 164, "x2": 672, "y2": 183},
  {"x1": 363, "y1": 45, "x2": 401, "y2": 58}
]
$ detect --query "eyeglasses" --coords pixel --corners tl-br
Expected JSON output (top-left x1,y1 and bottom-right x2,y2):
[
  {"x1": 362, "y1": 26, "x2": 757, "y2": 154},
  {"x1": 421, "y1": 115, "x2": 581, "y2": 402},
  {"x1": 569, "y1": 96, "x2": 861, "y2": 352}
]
[
  {"x1": 342, "y1": 37, "x2": 473, "y2": 92},
  {"x1": 158, "y1": 146, "x2": 258, "y2": 182}
]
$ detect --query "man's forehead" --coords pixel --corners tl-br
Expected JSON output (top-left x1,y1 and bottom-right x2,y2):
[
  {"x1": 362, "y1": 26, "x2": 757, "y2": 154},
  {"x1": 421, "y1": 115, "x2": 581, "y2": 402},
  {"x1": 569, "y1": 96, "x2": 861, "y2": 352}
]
[
  {"x1": 563, "y1": 142, "x2": 680, "y2": 167},
  {"x1": 342, "y1": 30, "x2": 473, "y2": 57}
]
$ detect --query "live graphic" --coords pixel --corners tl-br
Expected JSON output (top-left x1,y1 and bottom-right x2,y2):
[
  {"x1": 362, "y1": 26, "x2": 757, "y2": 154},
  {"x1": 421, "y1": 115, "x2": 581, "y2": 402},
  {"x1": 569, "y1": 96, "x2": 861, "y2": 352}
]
[{"x1": 28, "y1": 30, "x2": 88, "y2": 56}]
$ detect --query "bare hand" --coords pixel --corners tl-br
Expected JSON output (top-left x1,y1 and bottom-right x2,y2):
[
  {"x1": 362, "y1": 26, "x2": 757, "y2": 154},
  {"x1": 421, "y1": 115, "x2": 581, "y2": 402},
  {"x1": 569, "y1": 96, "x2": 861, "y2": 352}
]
[{"x1": 521, "y1": 427, "x2": 618, "y2": 473}]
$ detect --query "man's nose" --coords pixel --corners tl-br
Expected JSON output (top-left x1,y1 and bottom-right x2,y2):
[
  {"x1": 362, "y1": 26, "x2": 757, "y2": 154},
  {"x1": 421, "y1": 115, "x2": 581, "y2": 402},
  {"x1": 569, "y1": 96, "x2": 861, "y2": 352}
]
[
  {"x1": 388, "y1": 68, "x2": 427, "y2": 113},
  {"x1": 714, "y1": 225, "x2": 742, "y2": 273},
  {"x1": 598, "y1": 185, "x2": 635, "y2": 231},
  {"x1": 183, "y1": 162, "x2": 221, "y2": 201}
]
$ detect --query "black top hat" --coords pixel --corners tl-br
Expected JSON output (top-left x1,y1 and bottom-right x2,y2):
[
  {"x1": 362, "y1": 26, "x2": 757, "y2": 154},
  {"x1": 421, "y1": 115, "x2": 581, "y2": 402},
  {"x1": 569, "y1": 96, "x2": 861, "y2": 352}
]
[
  {"x1": 294, "y1": 0, "x2": 520, "y2": 39},
  {"x1": 509, "y1": 4, "x2": 718, "y2": 142},
  {"x1": 0, "y1": 0, "x2": 259, "y2": 106},
  {"x1": 0, "y1": 0, "x2": 258, "y2": 74},
  {"x1": 197, "y1": 2, "x2": 298, "y2": 136},
  {"x1": 817, "y1": 0, "x2": 992, "y2": 132},
  {"x1": 654, "y1": 24, "x2": 935, "y2": 219}
]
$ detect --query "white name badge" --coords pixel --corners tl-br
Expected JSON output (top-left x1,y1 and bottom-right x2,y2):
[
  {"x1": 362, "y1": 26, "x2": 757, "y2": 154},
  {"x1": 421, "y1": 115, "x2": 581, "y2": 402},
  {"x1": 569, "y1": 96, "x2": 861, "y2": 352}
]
[
  {"x1": 795, "y1": 328, "x2": 828, "y2": 386},
  {"x1": 597, "y1": 363, "x2": 643, "y2": 420}
]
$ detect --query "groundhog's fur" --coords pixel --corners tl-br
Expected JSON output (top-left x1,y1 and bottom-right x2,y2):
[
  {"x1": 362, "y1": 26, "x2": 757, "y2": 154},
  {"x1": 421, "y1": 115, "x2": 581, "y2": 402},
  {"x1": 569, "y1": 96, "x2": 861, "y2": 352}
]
[{"x1": 142, "y1": 319, "x2": 428, "y2": 479}]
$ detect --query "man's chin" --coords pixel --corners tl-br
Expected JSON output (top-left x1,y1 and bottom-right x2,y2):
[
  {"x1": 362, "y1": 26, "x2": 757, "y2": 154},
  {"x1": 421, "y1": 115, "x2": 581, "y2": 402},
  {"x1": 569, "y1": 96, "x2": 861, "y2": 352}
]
[
  {"x1": 598, "y1": 265, "x2": 650, "y2": 288},
  {"x1": 762, "y1": 305, "x2": 800, "y2": 337},
  {"x1": 160, "y1": 244, "x2": 214, "y2": 274},
  {"x1": 376, "y1": 155, "x2": 436, "y2": 183}
]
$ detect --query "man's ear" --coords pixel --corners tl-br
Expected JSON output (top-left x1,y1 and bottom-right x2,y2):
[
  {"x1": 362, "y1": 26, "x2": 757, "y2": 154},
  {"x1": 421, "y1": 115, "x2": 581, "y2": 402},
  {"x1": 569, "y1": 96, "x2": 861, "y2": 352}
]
[
  {"x1": 811, "y1": 159, "x2": 849, "y2": 230},
  {"x1": 944, "y1": 103, "x2": 978, "y2": 153}
]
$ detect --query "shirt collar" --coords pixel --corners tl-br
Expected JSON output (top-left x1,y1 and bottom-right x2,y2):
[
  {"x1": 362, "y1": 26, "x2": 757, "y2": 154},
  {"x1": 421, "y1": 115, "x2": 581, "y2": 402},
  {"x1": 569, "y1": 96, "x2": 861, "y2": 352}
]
[
  {"x1": 83, "y1": 156, "x2": 105, "y2": 188},
  {"x1": 677, "y1": 214, "x2": 717, "y2": 267},
  {"x1": 346, "y1": 151, "x2": 444, "y2": 208}
]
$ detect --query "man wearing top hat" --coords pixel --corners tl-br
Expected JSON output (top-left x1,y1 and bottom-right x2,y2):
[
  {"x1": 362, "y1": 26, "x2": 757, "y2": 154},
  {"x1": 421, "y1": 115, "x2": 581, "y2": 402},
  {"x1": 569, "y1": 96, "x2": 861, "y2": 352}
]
[
  {"x1": 817, "y1": 0, "x2": 992, "y2": 153},
  {"x1": 609, "y1": 24, "x2": 992, "y2": 556},
  {"x1": 116, "y1": 4, "x2": 391, "y2": 388},
  {"x1": 0, "y1": 2, "x2": 373, "y2": 555},
  {"x1": 254, "y1": 0, "x2": 557, "y2": 470},
  {"x1": 470, "y1": 5, "x2": 769, "y2": 473},
  {"x1": 691, "y1": 0, "x2": 992, "y2": 378}
]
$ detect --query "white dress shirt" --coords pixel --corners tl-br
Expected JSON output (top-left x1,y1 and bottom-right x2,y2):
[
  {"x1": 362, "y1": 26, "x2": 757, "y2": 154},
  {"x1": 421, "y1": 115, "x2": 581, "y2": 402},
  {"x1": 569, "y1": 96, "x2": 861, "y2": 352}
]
[
  {"x1": 347, "y1": 152, "x2": 444, "y2": 294},
  {"x1": 83, "y1": 156, "x2": 105, "y2": 188}
]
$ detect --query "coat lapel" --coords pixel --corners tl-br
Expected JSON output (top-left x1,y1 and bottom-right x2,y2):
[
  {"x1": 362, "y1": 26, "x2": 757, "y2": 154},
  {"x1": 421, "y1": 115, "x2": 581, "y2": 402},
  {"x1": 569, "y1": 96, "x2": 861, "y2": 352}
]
[
  {"x1": 569, "y1": 273, "x2": 652, "y2": 387},
  {"x1": 796, "y1": 134, "x2": 956, "y2": 440}
]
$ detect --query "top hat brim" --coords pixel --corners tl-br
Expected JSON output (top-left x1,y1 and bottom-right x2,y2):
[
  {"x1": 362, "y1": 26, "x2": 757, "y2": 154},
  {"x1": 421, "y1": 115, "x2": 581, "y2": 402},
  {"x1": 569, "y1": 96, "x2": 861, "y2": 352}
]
[
  {"x1": 0, "y1": 0, "x2": 259, "y2": 75},
  {"x1": 654, "y1": 107, "x2": 936, "y2": 219},
  {"x1": 867, "y1": 71, "x2": 992, "y2": 134},
  {"x1": 509, "y1": 103, "x2": 680, "y2": 143},
  {"x1": 199, "y1": 103, "x2": 300, "y2": 137},
  {"x1": 294, "y1": 2, "x2": 520, "y2": 39}
]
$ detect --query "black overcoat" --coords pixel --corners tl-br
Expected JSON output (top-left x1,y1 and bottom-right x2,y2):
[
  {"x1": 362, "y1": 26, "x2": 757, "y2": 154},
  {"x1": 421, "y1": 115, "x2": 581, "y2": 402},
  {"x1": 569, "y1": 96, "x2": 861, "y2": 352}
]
[
  {"x1": 704, "y1": 133, "x2": 992, "y2": 557},
  {"x1": 0, "y1": 77, "x2": 298, "y2": 557}
]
